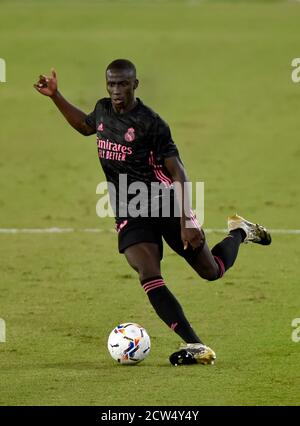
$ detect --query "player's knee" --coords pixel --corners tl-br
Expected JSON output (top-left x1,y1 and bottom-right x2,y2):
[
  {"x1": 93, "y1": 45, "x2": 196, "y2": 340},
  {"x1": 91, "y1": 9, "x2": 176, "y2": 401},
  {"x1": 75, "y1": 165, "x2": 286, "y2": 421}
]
[
  {"x1": 138, "y1": 268, "x2": 161, "y2": 282},
  {"x1": 124, "y1": 244, "x2": 161, "y2": 280},
  {"x1": 199, "y1": 266, "x2": 221, "y2": 282},
  {"x1": 126, "y1": 259, "x2": 160, "y2": 281},
  {"x1": 206, "y1": 272, "x2": 221, "y2": 282}
]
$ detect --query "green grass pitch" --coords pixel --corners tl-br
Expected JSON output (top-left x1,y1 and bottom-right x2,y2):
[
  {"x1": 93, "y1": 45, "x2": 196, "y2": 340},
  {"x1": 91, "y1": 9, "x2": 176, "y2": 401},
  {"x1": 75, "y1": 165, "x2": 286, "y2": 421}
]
[{"x1": 0, "y1": 0, "x2": 300, "y2": 406}]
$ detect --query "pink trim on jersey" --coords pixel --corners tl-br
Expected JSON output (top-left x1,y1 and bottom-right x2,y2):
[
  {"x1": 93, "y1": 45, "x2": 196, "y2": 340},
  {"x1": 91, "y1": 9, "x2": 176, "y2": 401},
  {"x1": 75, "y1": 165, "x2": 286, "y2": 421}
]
[
  {"x1": 149, "y1": 152, "x2": 167, "y2": 185},
  {"x1": 116, "y1": 219, "x2": 128, "y2": 233},
  {"x1": 213, "y1": 255, "x2": 225, "y2": 278},
  {"x1": 142, "y1": 278, "x2": 165, "y2": 293},
  {"x1": 189, "y1": 210, "x2": 201, "y2": 229},
  {"x1": 170, "y1": 322, "x2": 178, "y2": 330},
  {"x1": 190, "y1": 216, "x2": 199, "y2": 230},
  {"x1": 149, "y1": 151, "x2": 173, "y2": 187}
]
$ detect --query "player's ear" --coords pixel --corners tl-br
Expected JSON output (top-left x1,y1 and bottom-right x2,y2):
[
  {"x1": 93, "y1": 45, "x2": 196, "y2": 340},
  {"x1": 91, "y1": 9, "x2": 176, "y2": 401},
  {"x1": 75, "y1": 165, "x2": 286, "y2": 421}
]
[{"x1": 134, "y1": 79, "x2": 139, "y2": 90}]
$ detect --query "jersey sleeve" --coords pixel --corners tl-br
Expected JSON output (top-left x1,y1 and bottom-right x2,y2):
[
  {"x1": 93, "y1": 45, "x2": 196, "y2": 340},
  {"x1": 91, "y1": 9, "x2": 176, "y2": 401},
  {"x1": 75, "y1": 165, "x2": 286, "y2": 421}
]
[
  {"x1": 85, "y1": 103, "x2": 97, "y2": 130},
  {"x1": 153, "y1": 116, "x2": 179, "y2": 162}
]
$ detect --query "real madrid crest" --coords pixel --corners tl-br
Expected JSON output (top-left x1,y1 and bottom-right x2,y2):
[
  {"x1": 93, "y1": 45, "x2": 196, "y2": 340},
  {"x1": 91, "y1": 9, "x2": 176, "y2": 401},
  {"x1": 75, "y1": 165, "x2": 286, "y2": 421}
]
[{"x1": 124, "y1": 127, "x2": 135, "y2": 142}]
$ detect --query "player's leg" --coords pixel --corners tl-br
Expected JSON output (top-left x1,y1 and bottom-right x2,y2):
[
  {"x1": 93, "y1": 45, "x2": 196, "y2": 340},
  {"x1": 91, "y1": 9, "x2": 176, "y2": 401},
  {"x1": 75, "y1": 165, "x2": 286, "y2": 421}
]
[
  {"x1": 123, "y1": 241, "x2": 203, "y2": 344},
  {"x1": 188, "y1": 214, "x2": 272, "y2": 280},
  {"x1": 187, "y1": 229, "x2": 245, "y2": 281},
  {"x1": 162, "y1": 214, "x2": 271, "y2": 281},
  {"x1": 161, "y1": 214, "x2": 271, "y2": 365},
  {"x1": 157, "y1": 219, "x2": 216, "y2": 365},
  {"x1": 123, "y1": 242, "x2": 161, "y2": 281},
  {"x1": 161, "y1": 217, "x2": 223, "y2": 281}
]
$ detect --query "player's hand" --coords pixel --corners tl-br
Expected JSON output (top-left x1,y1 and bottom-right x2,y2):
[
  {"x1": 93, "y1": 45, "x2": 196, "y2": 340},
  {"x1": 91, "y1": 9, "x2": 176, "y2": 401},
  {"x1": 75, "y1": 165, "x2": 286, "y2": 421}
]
[
  {"x1": 33, "y1": 69, "x2": 58, "y2": 97},
  {"x1": 181, "y1": 221, "x2": 205, "y2": 251}
]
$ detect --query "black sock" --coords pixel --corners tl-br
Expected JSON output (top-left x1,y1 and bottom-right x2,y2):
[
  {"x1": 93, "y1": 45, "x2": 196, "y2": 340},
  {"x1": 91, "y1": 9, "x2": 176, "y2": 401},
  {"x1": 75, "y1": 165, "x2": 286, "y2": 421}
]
[
  {"x1": 211, "y1": 229, "x2": 245, "y2": 272},
  {"x1": 141, "y1": 276, "x2": 202, "y2": 344}
]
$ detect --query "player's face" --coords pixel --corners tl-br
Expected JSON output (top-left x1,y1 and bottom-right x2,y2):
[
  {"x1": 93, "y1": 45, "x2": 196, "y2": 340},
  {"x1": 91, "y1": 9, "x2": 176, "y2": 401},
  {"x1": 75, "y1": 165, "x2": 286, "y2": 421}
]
[{"x1": 106, "y1": 69, "x2": 138, "y2": 113}]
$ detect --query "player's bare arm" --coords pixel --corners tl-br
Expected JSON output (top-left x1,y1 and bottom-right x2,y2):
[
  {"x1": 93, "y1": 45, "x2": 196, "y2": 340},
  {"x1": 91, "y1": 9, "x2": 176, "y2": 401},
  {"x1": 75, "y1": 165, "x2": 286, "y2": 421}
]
[
  {"x1": 164, "y1": 156, "x2": 205, "y2": 250},
  {"x1": 34, "y1": 69, "x2": 95, "y2": 136}
]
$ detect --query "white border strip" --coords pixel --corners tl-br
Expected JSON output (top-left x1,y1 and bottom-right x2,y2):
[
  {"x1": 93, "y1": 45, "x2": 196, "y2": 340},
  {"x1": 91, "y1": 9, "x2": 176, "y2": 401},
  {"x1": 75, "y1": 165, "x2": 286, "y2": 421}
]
[{"x1": 0, "y1": 228, "x2": 300, "y2": 235}]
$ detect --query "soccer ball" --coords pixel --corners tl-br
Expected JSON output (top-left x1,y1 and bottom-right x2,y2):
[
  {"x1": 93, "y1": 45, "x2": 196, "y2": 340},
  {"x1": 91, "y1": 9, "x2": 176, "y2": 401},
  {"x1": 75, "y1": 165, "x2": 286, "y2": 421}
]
[{"x1": 107, "y1": 323, "x2": 151, "y2": 365}]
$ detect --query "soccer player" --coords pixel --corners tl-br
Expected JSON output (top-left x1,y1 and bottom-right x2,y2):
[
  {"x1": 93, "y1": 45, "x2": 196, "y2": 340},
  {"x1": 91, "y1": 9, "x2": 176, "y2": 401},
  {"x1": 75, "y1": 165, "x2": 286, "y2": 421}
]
[{"x1": 34, "y1": 59, "x2": 271, "y2": 366}]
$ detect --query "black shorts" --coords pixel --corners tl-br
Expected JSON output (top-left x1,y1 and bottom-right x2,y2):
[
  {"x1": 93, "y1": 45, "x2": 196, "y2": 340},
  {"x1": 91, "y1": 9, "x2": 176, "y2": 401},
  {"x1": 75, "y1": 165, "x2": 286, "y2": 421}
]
[{"x1": 117, "y1": 216, "x2": 204, "y2": 261}]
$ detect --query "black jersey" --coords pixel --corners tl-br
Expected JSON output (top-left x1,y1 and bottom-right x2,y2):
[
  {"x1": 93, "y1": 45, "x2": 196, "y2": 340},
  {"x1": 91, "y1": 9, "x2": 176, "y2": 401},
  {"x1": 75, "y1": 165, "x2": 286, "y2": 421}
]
[{"x1": 85, "y1": 98, "x2": 179, "y2": 221}]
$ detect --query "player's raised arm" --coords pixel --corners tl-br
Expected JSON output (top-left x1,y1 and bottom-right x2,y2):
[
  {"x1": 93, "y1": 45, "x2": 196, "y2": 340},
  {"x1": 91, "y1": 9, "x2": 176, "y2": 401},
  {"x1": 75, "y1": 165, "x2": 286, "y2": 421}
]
[{"x1": 33, "y1": 69, "x2": 95, "y2": 136}]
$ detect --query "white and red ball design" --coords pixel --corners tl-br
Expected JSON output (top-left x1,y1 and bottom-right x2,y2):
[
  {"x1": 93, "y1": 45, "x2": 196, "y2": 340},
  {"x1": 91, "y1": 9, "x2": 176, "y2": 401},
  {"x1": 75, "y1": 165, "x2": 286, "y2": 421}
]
[{"x1": 107, "y1": 323, "x2": 151, "y2": 365}]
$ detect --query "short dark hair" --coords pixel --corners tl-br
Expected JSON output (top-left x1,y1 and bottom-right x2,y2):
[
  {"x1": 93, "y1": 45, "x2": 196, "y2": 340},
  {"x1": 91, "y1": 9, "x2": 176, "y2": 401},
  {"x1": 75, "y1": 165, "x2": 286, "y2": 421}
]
[{"x1": 106, "y1": 59, "x2": 136, "y2": 77}]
